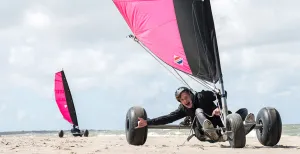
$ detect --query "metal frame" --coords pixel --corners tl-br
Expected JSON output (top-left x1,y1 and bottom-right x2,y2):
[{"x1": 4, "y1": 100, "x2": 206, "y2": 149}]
[
  {"x1": 148, "y1": 125, "x2": 191, "y2": 129},
  {"x1": 147, "y1": 123, "x2": 262, "y2": 130},
  {"x1": 147, "y1": 122, "x2": 263, "y2": 142}
]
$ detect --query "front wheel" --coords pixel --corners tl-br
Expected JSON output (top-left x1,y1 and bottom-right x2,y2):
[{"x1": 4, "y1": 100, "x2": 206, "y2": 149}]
[
  {"x1": 125, "y1": 106, "x2": 148, "y2": 145},
  {"x1": 226, "y1": 113, "x2": 246, "y2": 148}
]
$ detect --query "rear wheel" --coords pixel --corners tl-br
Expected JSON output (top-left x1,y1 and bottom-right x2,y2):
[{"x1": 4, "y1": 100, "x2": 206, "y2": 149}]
[
  {"x1": 83, "y1": 129, "x2": 89, "y2": 137},
  {"x1": 256, "y1": 107, "x2": 282, "y2": 146},
  {"x1": 58, "y1": 130, "x2": 64, "y2": 138},
  {"x1": 226, "y1": 113, "x2": 246, "y2": 148}
]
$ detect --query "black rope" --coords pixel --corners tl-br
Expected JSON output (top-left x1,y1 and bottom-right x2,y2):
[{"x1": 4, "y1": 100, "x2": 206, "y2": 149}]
[{"x1": 173, "y1": 68, "x2": 191, "y2": 89}]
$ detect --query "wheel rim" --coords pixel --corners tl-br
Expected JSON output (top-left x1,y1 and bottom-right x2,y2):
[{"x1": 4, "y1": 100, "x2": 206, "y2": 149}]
[
  {"x1": 126, "y1": 118, "x2": 129, "y2": 130},
  {"x1": 258, "y1": 119, "x2": 263, "y2": 136}
]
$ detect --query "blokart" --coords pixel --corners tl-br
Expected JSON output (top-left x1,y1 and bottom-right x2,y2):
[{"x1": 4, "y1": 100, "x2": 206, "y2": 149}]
[
  {"x1": 124, "y1": 105, "x2": 282, "y2": 148},
  {"x1": 113, "y1": 0, "x2": 282, "y2": 148},
  {"x1": 54, "y1": 70, "x2": 89, "y2": 138},
  {"x1": 58, "y1": 129, "x2": 89, "y2": 138}
]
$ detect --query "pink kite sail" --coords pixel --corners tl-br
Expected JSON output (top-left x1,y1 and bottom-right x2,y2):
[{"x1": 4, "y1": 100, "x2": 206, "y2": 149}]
[
  {"x1": 54, "y1": 70, "x2": 78, "y2": 125},
  {"x1": 113, "y1": 0, "x2": 221, "y2": 83}
]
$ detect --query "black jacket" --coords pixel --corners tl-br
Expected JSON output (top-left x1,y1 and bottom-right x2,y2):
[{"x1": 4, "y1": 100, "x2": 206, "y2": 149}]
[{"x1": 147, "y1": 90, "x2": 220, "y2": 125}]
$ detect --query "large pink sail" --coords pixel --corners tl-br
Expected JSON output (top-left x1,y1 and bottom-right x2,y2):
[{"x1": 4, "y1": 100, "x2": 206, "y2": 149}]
[
  {"x1": 113, "y1": 0, "x2": 222, "y2": 83},
  {"x1": 113, "y1": 0, "x2": 192, "y2": 75},
  {"x1": 54, "y1": 71, "x2": 73, "y2": 124}
]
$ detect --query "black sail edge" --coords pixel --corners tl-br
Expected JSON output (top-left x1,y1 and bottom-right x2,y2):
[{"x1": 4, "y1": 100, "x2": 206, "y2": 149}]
[{"x1": 61, "y1": 70, "x2": 79, "y2": 127}]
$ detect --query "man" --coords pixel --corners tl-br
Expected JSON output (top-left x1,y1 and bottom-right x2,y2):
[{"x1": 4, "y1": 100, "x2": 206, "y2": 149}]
[
  {"x1": 71, "y1": 125, "x2": 81, "y2": 136},
  {"x1": 136, "y1": 87, "x2": 254, "y2": 142}
]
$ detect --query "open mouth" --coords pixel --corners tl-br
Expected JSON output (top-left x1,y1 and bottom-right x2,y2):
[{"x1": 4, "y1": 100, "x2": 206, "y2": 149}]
[{"x1": 185, "y1": 102, "x2": 191, "y2": 107}]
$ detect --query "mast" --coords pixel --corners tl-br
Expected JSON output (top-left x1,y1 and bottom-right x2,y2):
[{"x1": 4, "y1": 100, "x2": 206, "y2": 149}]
[{"x1": 205, "y1": 0, "x2": 228, "y2": 125}]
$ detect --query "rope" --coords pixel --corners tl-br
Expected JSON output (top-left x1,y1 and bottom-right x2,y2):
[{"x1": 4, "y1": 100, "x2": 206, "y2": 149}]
[
  {"x1": 127, "y1": 34, "x2": 218, "y2": 92},
  {"x1": 128, "y1": 34, "x2": 192, "y2": 88}
]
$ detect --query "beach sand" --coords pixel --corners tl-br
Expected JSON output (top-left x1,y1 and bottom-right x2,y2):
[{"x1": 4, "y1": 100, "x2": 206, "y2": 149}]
[{"x1": 0, "y1": 134, "x2": 299, "y2": 154}]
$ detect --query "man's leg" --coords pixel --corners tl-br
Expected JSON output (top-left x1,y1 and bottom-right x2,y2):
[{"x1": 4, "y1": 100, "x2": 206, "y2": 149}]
[
  {"x1": 234, "y1": 108, "x2": 256, "y2": 134},
  {"x1": 195, "y1": 108, "x2": 219, "y2": 141},
  {"x1": 208, "y1": 116, "x2": 227, "y2": 142},
  {"x1": 236, "y1": 108, "x2": 248, "y2": 121},
  {"x1": 244, "y1": 112, "x2": 256, "y2": 134},
  {"x1": 245, "y1": 113, "x2": 255, "y2": 123},
  {"x1": 193, "y1": 120, "x2": 206, "y2": 141}
]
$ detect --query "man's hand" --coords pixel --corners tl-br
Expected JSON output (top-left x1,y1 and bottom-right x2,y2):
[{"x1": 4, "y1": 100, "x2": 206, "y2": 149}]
[
  {"x1": 135, "y1": 117, "x2": 147, "y2": 129},
  {"x1": 212, "y1": 108, "x2": 221, "y2": 117}
]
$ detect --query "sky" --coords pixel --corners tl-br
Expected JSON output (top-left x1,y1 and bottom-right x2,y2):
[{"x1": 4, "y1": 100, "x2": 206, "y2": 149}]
[{"x1": 0, "y1": 0, "x2": 299, "y2": 132}]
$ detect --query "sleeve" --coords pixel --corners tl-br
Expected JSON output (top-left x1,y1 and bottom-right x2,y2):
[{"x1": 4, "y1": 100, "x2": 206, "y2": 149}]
[{"x1": 146, "y1": 106, "x2": 186, "y2": 125}]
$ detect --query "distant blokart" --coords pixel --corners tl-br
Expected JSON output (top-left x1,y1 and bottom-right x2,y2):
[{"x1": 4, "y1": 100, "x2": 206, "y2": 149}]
[
  {"x1": 113, "y1": 0, "x2": 282, "y2": 148},
  {"x1": 54, "y1": 70, "x2": 89, "y2": 138},
  {"x1": 58, "y1": 129, "x2": 89, "y2": 138}
]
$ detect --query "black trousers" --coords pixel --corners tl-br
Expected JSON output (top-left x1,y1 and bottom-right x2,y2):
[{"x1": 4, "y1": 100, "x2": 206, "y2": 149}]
[
  {"x1": 193, "y1": 108, "x2": 248, "y2": 141},
  {"x1": 195, "y1": 108, "x2": 224, "y2": 128}
]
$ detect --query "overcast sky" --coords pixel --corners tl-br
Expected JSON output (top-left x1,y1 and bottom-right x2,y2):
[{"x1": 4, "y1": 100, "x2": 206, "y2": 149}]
[{"x1": 0, "y1": 0, "x2": 299, "y2": 131}]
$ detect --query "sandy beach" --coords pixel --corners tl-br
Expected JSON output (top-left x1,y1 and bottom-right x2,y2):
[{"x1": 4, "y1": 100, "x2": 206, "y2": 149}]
[{"x1": 0, "y1": 133, "x2": 299, "y2": 154}]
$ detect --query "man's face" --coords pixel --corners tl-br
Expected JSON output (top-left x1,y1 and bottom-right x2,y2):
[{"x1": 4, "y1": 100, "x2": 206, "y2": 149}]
[{"x1": 179, "y1": 91, "x2": 193, "y2": 108}]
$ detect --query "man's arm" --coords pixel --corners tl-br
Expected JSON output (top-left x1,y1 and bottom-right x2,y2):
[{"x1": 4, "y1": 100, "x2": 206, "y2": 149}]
[{"x1": 146, "y1": 106, "x2": 186, "y2": 125}]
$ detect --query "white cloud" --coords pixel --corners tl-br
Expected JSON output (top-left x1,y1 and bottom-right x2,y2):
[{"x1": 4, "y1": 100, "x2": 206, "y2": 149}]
[
  {"x1": 212, "y1": 0, "x2": 300, "y2": 49},
  {"x1": 8, "y1": 46, "x2": 35, "y2": 66},
  {"x1": 24, "y1": 11, "x2": 51, "y2": 28},
  {"x1": 0, "y1": 0, "x2": 300, "y2": 131}
]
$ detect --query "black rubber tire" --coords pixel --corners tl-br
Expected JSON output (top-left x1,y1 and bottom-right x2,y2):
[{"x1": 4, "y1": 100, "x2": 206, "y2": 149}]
[
  {"x1": 58, "y1": 130, "x2": 64, "y2": 138},
  {"x1": 125, "y1": 106, "x2": 148, "y2": 145},
  {"x1": 235, "y1": 108, "x2": 248, "y2": 121},
  {"x1": 255, "y1": 107, "x2": 282, "y2": 146},
  {"x1": 226, "y1": 113, "x2": 246, "y2": 148},
  {"x1": 84, "y1": 130, "x2": 89, "y2": 137}
]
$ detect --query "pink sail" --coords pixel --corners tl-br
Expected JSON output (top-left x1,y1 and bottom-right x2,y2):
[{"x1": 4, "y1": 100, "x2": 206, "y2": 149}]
[
  {"x1": 54, "y1": 71, "x2": 73, "y2": 124},
  {"x1": 113, "y1": 0, "x2": 192, "y2": 75}
]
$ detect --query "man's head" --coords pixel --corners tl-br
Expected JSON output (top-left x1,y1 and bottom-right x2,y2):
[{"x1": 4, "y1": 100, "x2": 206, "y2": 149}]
[{"x1": 175, "y1": 87, "x2": 193, "y2": 108}]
